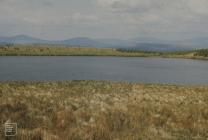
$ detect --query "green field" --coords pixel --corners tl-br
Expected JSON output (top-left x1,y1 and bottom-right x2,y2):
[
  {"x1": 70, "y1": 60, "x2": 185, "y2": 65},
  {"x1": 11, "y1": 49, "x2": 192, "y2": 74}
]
[
  {"x1": 0, "y1": 44, "x2": 207, "y2": 60},
  {"x1": 0, "y1": 81, "x2": 208, "y2": 140}
]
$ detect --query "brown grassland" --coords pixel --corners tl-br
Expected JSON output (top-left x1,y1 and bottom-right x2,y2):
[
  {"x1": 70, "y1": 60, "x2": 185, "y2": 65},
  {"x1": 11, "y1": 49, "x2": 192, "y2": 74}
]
[{"x1": 0, "y1": 81, "x2": 208, "y2": 140}]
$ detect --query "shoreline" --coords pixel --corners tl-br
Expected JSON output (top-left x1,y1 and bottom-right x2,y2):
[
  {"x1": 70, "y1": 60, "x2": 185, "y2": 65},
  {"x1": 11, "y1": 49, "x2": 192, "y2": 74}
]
[
  {"x1": 1, "y1": 54, "x2": 208, "y2": 61},
  {"x1": 0, "y1": 80, "x2": 208, "y2": 86},
  {"x1": 0, "y1": 45, "x2": 207, "y2": 60}
]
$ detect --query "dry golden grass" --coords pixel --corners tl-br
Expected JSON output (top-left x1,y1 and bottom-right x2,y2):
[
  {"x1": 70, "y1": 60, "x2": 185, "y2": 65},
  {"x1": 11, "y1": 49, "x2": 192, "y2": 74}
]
[
  {"x1": 0, "y1": 45, "x2": 160, "y2": 57},
  {"x1": 0, "y1": 81, "x2": 208, "y2": 140}
]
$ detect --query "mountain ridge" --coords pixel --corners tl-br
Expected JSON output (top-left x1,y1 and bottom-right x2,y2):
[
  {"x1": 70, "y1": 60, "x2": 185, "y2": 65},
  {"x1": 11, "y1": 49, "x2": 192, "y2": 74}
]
[{"x1": 0, "y1": 35, "x2": 205, "y2": 51}]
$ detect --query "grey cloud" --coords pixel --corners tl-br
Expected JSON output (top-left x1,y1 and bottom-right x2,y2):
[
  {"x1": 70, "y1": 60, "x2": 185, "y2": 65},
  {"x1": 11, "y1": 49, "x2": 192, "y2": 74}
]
[{"x1": 0, "y1": 0, "x2": 208, "y2": 40}]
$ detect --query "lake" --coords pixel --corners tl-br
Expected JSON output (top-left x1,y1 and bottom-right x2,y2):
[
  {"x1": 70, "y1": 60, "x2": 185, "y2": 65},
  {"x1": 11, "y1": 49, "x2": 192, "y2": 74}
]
[{"x1": 0, "y1": 56, "x2": 207, "y2": 84}]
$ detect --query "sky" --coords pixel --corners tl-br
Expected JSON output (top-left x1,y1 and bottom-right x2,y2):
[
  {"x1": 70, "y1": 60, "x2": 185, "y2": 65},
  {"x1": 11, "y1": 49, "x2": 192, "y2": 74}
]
[{"x1": 0, "y1": 0, "x2": 208, "y2": 40}]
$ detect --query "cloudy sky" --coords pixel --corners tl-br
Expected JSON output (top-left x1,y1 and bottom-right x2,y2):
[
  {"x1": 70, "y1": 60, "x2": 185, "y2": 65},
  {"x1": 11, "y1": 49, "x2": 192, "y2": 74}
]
[{"x1": 0, "y1": 0, "x2": 208, "y2": 40}]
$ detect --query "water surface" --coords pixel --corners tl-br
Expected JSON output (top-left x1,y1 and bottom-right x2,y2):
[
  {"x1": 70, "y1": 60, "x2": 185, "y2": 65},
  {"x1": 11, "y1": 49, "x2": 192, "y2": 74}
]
[{"x1": 0, "y1": 56, "x2": 207, "y2": 84}]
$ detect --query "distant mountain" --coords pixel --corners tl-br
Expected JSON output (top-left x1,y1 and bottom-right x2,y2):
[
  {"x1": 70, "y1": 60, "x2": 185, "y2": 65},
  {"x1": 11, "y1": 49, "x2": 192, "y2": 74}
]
[
  {"x1": 56, "y1": 37, "x2": 111, "y2": 48},
  {"x1": 0, "y1": 36, "x2": 10, "y2": 44},
  {"x1": 0, "y1": 34, "x2": 202, "y2": 52},
  {"x1": 11, "y1": 35, "x2": 48, "y2": 44},
  {"x1": 0, "y1": 35, "x2": 110, "y2": 48},
  {"x1": 96, "y1": 38, "x2": 135, "y2": 48},
  {"x1": 177, "y1": 37, "x2": 208, "y2": 48},
  {"x1": 131, "y1": 43, "x2": 190, "y2": 52},
  {"x1": 0, "y1": 35, "x2": 48, "y2": 44}
]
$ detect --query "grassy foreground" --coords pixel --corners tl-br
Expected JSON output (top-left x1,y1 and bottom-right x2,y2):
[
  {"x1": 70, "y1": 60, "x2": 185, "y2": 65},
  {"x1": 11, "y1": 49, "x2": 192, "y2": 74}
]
[
  {"x1": 0, "y1": 44, "x2": 208, "y2": 59},
  {"x1": 0, "y1": 81, "x2": 208, "y2": 140}
]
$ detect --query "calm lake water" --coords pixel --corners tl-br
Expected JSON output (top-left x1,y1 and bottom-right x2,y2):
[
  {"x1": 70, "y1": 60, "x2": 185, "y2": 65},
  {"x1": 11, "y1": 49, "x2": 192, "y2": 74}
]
[{"x1": 0, "y1": 56, "x2": 208, "y2": 84}]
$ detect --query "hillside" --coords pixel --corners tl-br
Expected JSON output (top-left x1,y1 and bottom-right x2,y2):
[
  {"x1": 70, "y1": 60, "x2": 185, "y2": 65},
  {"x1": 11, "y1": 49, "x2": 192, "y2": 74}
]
[
  {"x1": 194, "y1": 49, "x2": 208, "y2": 57},
  {"x1": 0, "y1": 44, "x2": 162, "y2": 57},
  {"x1": 0, "y1": 45, "x2": 206, "y2": 60}
]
